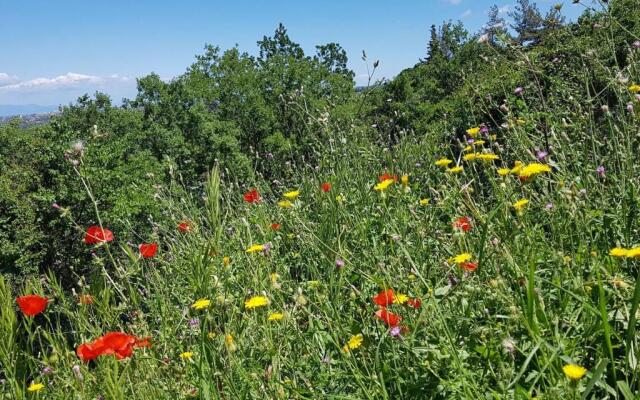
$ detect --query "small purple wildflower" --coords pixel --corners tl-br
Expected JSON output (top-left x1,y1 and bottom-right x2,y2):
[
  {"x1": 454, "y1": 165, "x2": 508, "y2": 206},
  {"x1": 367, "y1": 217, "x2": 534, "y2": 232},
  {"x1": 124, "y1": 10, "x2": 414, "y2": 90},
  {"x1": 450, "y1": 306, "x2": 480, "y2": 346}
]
[
  {"x1": 262, "y1": 242, "x2": 272, "y2": 256},
  {"x1": 627, "y1": 102, "x2": 634, "y2": 113},
  {"x1": 545, "y1": 202, "x2": 554, "y2": 210},
  {"x1": 536, "y1": 150, "x2": 549, "y2": 160},
  {"x1": 480, "y1": 125, "x2": 489, "y2": 134},
  {"x1": 596, "y1": 165, "x2": 605, "y2": 177},
  {"x1": 514, "y1": 87, "x2": 524, "y2": 95},
  {"x1": 467, "y1": 138, "x2": 475, "y2": 144},
  {"x1": 42, "y1": 367, "x2": 54, "y2": 376},
  {"x1": 336, "y1": 259, "x2": 345, "y2": 269},
  {"x1": 188, "y1": 317, "x2": 200, "y2": 330},
  {"x1": 389, "y1": 326, "x2": 402, "y2": 337},
  {"x1": 633, "y1": 40, "x2": 640, "y2": 49}
]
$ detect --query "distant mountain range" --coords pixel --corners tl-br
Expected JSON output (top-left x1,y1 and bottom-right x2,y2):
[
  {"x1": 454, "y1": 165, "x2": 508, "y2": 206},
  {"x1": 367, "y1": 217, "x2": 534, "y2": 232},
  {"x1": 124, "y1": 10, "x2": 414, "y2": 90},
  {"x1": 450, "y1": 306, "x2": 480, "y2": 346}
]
[{"x1": 0, "y1": 104, "x2": 59, "y2": 117}]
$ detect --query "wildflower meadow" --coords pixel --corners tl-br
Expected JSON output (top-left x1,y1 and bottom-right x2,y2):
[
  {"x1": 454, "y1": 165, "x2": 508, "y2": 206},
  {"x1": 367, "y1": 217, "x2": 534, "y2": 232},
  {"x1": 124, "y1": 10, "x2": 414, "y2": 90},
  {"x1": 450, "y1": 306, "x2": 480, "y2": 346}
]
[{"x1": 1, "y1": 0, "x2": 640, "y2": 398}]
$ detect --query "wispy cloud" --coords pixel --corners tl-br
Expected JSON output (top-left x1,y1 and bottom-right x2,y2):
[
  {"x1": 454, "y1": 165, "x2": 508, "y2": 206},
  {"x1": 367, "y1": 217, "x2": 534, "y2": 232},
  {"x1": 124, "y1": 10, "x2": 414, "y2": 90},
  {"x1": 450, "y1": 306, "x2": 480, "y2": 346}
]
[
  {"x1": 449, "y1": 0, "x2": 462, "y2": 5},
  {"x1": 461, "y1": 9, "x2": 472, "y2": 18},
  {"x1": 0, "y1": 72, "x2": 135, "y2": 106},
  {"x1": 0, "y1": 72, "x2": 129, "y2": 92},
  {"x1": 0, "y1": 73, "x2": 19, "y2": 86}
]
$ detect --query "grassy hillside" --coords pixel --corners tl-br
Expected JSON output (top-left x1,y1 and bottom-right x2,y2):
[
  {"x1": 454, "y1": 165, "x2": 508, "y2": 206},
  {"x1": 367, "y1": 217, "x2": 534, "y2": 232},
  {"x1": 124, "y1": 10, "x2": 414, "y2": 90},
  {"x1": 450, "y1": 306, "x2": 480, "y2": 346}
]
[{"x1": 2, "y1": 1, "x2": 640, "y2": 398}]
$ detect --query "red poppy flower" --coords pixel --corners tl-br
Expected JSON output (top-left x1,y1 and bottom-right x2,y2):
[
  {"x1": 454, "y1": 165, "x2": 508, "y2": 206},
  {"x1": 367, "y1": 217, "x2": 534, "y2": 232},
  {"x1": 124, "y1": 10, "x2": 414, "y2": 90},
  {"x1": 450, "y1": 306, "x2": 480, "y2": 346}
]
[
  {"x1": 373, "y1": 289, "x2": 394, "y2": 307},
  {"x1": 407, "y1": 297, "x2": 421, "y2": 309},
  {"x1": 77, "y1": 332, "x2": 151, "y2": 363},
  {"x1": 84, "y1": 226, "x2": 114, "y2": 245},
  {"x1": 139, "y1": 243, "x2": 158, "y2": 258},
  {"x1": 375, "y1": 308, "x2": 402, "y2": 327},
  {"x1": 453, "y1": 216, "x2": 472, "y2": 232},
  {"x1": 243, "y1": 189, "x2": 261, "y2": 204},
  {"x1": 16, "y1": 295, "x2": 48, "y2": 317},
  {"x1": 178, "y1": 220, "x2": 192, "y2": 233},
  {"x1": 270, "y1": 223, "x2": 281, "y2": 231},
  {"x1": 378, "y1": 173, "x2": 398, "y2": 183},
  {"x1": 461, "y1": 262, "x2": 478, "y2": 272},
  {"x1": 321, "y1": 182, "x2": 331, "y2": 193}
]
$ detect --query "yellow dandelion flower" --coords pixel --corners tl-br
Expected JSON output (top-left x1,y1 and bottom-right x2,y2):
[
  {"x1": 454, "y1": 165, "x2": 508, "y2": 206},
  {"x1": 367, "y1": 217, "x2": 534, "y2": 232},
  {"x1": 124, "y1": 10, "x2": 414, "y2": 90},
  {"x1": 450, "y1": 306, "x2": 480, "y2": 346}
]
[
  {"x1": 401, "y1": 175, "x2": 409, "y2": 186},
  {"x1": 393, "y1": 294, "x2": 409, "y2": 304},
  {"x1": 246, "y1": 244, "x2": 265, "y2": 253},
  {"x1": 497, "y1": 168, "x2": 511, "y2": 176},
  {"x1": 466, "y1": 127, "x2": 481, "y2": 137},
  {"x1": 179, "y1": 351, "x2": 193, "y2": 360},
  {"x1": 629, "y1": 84, "x2": 640, "y2": 93},
  {"x1": 463, "y1": 145, "x2": 472, "y2": 152},
  {"x1": 342, "y1": 333, "x2": 364, "y2": 352},
  {"x1": 563, "y1": 364, "x2": 587, "y2": 380},
  {"x1": 222, "y1": 256, "x2": 231, "y2": 266},
  {"x1": 449, "y1": 253, "x2": 472, "y2": 264},
  {"x1": 270, "y1": 272, "x2": 279, "y2": 284},
  {"x1": 278, "y1": 200, "x2": 293, "y2": 208},
  {"x1": 518, "y1": 163, "x2": 551, "y2": 178},
  {"x1": 476, "y1": 153, "x2": 499, "y2": 161},
  {"x1": 336, "y1": 194, "x2": 344, "y2": 202},
  {"x1": 374, "y1": 179, "x2": 395, "y2": 191},
  {"x1": 419, "y1": 198, "x2": 430, "y2": 205},
  {"x1": 447, "y1": 166, "x2": 464, "y2": 174},
  {"x1": 207, "y1": 332, "x2": 216, "y2": 339},
  {"x1": 244, "y1": 295, "x2": 269, "y2": 309},
  {"x1": 473, "y1": 140, "x2": 486, "y2": 146},
  {"x1": 626, "y1": 247, "x2": 640, "y2": 258},
  {"x1": 463, "y1": 153, "x2": 477, "y2": 161},
  {"x1": 267, "y1": 312, "x2": 284, "y2": 321},
  {"x1": 610, "y1": 247, "x2": 629, "y2": 257},
  {"x1": 513, "y1": 199, "x2": 529, "y2": 211},
  {"x1": 283, "y1": 190, "x2": 300, "y2": 200},
  {"x1": 435, "y1": 158, "x2": 453, "y2": 167},
  {"x1": 27, "y1": 383, "x2": 45, "y2": 392},
  {"x1": 191, "y1": 298, "x2": 211, "y2": 310}
]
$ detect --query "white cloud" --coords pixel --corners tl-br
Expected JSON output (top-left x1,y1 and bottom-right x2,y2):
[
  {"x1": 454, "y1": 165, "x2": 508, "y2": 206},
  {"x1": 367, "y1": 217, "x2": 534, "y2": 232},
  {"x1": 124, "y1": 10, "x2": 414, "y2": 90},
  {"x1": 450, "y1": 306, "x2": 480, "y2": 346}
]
[
  {"x1": 0, "y1": 72, "x2": 129, "y2": 92},
  {"x1": 0, "y1": 73, "x2": 19, "y2": 86},
  {"x1": 449, "y1": 0, "x2": 462, "y2": 5},
  {"x1": 0, "y1": 72, "x2": 135, "y2": 106},
  {"x1": 461, "y1": 9, "x2": 472, "y2": 18}
]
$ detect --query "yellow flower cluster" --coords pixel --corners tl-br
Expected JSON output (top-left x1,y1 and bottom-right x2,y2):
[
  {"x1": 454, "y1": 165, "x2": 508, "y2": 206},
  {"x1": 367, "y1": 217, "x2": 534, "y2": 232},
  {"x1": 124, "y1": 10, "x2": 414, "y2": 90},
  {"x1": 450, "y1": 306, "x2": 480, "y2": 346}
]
[
  {"x1": 244, "y1": 295, "x2": 269, "y2": 309},
  {"x1": 342, "y1": 333, "x2": 363, "y2": 352},
  {"x1": 374, "y1": 179, "x2": 395, "y2": 192},
  {"x1": 609, "y1": 247, "x2": 640, "y2": 258}
]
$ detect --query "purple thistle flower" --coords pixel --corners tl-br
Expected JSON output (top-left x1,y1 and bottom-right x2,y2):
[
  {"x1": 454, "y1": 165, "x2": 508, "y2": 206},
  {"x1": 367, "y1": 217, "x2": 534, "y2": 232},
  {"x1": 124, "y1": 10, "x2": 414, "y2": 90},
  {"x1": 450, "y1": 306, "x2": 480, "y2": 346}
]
[
  {"x1": 262, "y1": 242, "x2": 272, "y2": 256},
  {"x1": 596, "y1": 165, "x2": 605, "y2": 177},
  {"x1": 389, "y1": 326, "x2": 402, "y2": 337},
  {"x1": 335, "y1": 259, "x2": 345, "y2": 269},
  {"x1": 536, "y1": 150, "x2": 548, "y2": 160},
  {"x1": 480, "y1": 125, "x2": 489, "y2": 134},
  {"x1": 633, "y1": 40, "x2": 640, "y2": 49},
  {"x1": 627, "y1": 102, "x2": 634, "y2": 113},
  {"x1": 188, "y1": 317, "x2": 200, "y2": 329}
]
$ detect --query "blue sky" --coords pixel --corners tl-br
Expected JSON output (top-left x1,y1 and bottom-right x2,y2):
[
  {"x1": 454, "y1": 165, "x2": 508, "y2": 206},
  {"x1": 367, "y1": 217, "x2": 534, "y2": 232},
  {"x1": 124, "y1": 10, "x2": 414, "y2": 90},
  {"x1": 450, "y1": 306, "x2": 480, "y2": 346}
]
[{"x1": 0, "y1": 0, "x2": 592, "y2": 108}]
